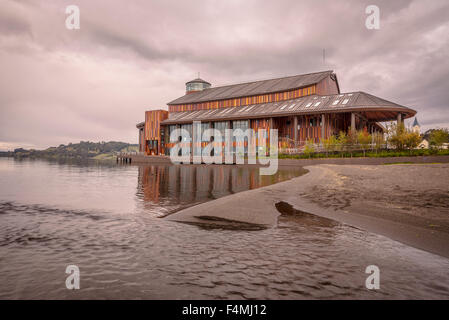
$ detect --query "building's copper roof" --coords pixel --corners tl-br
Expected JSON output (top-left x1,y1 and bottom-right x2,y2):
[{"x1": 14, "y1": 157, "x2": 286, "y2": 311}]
[
  {"x1": 162, "y1": 92, "x2": 416, "y2": 124},
  {"x1": 168, "y1": 70, "x2": 334, "y2": 105}
]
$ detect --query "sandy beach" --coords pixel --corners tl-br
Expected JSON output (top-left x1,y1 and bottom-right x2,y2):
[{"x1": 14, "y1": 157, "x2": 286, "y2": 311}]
[{"x1": 167, "y1": 163, "x2": 449, "y2": 258}]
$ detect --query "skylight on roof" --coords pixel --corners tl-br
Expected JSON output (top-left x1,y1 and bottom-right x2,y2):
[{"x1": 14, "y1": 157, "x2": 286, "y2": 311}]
[
  {"x1": 288, "y1": 104, "x2": 296, "y2": 109},
  {"x1": 280, "y1": 104, "x2": 288, "y2": 110},
  {"x1": 332, "y1": 100, "x2": 339, "y2": 105},
  {"x1": 314, "y1": 102, "x2": 321, "y2": 107},
  {"x1": 342, "y1": 99, "x2": 350, "y2": 105},
  {"x1": 305, "y1": 102, "x2": 312, "y2": 108}
]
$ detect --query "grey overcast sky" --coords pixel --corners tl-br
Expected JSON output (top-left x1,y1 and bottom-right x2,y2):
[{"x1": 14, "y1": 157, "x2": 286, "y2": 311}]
[{"x1": 1, "y1": 0, "x2": 448, "y2": 150}]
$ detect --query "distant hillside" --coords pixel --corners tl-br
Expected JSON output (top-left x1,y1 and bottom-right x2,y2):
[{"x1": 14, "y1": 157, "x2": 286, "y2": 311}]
[
  {"x1": 0, "y1": 151, "x2": 13, "y2": 157},
  {"x1": 13, "y1": 141, "x2": 138, "y2": 161}
]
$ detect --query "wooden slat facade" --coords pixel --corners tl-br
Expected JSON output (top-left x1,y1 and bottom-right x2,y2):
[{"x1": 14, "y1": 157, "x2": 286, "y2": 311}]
[
  {"x1": 137, "y1": 72, "x2": 416, "y2": 156},
  {"x1": 144, "y1": 110, "x2": 168, "y2": 155},
  {"x1": 316, "y1": 73, "x2": 340, "y2": 96},
  {"x1": 168, "y1": 85, "x2": 317, "y2": 112}
]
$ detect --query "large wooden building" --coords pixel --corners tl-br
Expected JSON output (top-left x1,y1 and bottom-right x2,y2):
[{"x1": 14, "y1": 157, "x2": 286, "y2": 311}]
[{"x1": 137, "y1": 70, "x2": 416, "y2": 155}]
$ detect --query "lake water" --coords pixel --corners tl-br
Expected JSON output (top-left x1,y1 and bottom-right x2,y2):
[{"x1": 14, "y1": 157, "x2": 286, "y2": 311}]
[{"x1": 0, "y1": 157, "x2": 448, "y2": 299}]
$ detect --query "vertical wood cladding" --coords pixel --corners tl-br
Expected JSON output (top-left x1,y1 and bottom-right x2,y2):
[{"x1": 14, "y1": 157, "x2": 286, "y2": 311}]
[
  {"x1": 168, "y1": 74, "x2": 339, "y2": 113},
  {"x1": 316, "y1": 75, "x2": 340, "y2": 96},
  {"x1": 145, "y1": 110, "x2": 168, "y2": 141},
  {"x1": 251, "y1": 118, "x2": 270, "y2": 132},
  {"x1": 137, "y1": 72, "x2": 405, "y2": 157},
  {"x1": 144, "y1": 110, "x2": 168, "y2": 155},
  {"x1": 161, "y1": 113, "x2": 372, "y2": 155},
  {"x1": 163, "y1": 113, "x2": 354, "y2": 152},
  {"x1": 274, "y1": 116, "x2": 295, "y2": 140},
  {"x1": 168, "y1": 84, "x2": 317, "y2": 112},
  {"x1": 294, "y1": 113, "x2": 352, "y2": 143}
]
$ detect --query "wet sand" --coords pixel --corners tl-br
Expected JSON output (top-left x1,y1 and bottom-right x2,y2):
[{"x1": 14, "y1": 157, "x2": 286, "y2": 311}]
[{"x1": 167, "y1": 163, "x2": 449, "y2": 258}]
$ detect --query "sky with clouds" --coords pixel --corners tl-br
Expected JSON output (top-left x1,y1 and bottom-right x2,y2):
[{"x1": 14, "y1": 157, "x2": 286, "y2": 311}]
[{"x1": 1, "y1": 0, "x2": 448, "y2": 150}]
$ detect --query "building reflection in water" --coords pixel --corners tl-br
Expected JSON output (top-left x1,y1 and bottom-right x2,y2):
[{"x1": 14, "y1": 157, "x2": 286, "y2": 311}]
[{"x1": 136, "y1": 165, "x2": 304, "y2": 217}]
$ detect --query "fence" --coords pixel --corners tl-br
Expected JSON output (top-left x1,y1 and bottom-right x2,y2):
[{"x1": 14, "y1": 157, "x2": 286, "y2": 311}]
[
  {"x1": 118, "y1": 151, "x2": 145, "y2": 156},
  {"x1": 278, "y1": 137, "x2": 387, "y2": 155}
]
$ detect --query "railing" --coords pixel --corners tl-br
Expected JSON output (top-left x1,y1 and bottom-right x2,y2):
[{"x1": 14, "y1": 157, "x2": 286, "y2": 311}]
[
  {"x1": 117, "y1": 151, "x2": 145, "y2": 156},
  {"x1": 278, "y1": 137, "x2": 303, "y2": 154},
  {"x1": 277, "y1": 137, "x2": 388, "y2": 155},
  {"x1": 128, "y1": 139, "x2": 389, "y2": 158}
]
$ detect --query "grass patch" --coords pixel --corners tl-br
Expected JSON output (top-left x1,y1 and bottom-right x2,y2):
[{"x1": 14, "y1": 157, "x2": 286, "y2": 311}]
[{"x1": 92, "y1": 153, "x2": 116, "y2": 161}]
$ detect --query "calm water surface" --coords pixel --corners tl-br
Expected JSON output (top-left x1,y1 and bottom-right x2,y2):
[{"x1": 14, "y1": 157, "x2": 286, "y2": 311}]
[{"x1": 0, "y1": 158, "x2": 448, "y2": 299}]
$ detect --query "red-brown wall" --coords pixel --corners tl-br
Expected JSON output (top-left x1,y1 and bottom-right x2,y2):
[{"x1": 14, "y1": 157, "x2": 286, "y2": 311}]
[
  {"x1": 144, "y1": 110, "x2": 168, "y2": 155},
  {"x1": 316, "y1": 75, "x2": 340, "y2": 96}
]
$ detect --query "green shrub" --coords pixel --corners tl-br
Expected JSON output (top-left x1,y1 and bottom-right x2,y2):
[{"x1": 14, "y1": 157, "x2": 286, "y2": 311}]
[{"x1": 429, "y1": 129, "x2": 449, "y2": 149}]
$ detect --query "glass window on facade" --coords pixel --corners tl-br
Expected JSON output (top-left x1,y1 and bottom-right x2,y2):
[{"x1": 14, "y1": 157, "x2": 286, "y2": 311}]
[
  {"x1": 168, "y1": 125, "x2": 178, "y2": 142},
  {"x1": 180, "y1": 124, "x2": 192, "y2": 142},
  {"x1": 213, "y1": 121, "x2": 229, "y2": 141},
  {"x1": 212, "y1": 122, "x2": 229, "y2": 157},
  {"x1": 192, "y1": 122, "x2": 203, "y2": 157},
  {"x1": 186, "y1": 83, "x2": 201, "y2": 92},
  {"x1": 201, "y1": 122, "x2": 210, "y2": 142},
  {"x1": 233, "y1": 120, "x2": 249, "y2": 132},
  {"x1": 186, "y1": 82, "x2": 211, "y2": 92},
  {"x1": 160, "y1": 127, "x2": 165, "y2": 149},
  {"x1": 232, "y1": 120, "x2": 250, "y2": 155}
]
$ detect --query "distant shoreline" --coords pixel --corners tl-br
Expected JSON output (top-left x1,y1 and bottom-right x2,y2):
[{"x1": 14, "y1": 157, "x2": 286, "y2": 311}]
[{"x1": 4, "y1": 141, "x2": 138, "y2": 162}]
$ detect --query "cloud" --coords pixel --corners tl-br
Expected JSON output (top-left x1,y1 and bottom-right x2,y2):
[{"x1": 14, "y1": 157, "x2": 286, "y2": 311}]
[{"x1": 0, "y1": 0, "x2": 448, "y2": 150}]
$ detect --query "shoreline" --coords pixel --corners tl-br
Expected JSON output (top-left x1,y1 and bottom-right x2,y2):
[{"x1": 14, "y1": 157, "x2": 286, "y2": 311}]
[
  {"x1": 127, "y1": 154, "x2": 449, "y2": 165},
  {"x1": 166, "y1": 163, "x2": 449, "y2": 259}
]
